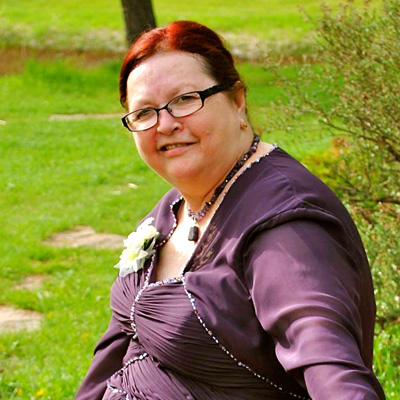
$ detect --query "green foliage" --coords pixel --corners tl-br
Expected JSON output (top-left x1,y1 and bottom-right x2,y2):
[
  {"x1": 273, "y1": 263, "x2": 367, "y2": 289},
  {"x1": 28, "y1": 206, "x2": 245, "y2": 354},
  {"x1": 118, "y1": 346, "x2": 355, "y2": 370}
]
[
  {"x1": 314, "y1": 0, "x2": 400, "y2": 206},
  {"x1": 267, "y1": 0, "x2": 400, "y2": 361}
]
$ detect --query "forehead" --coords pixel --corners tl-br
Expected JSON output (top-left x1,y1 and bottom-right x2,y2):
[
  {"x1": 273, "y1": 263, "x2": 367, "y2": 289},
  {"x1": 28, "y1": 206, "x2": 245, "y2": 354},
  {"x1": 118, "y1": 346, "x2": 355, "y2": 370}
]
[{"x1": 126, "y1": 51, "x2": 215, "y2": 108}]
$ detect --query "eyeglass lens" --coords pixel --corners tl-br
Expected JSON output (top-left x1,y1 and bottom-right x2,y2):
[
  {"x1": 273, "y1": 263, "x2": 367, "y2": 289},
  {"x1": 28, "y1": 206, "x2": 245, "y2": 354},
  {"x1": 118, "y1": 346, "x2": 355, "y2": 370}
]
[{"x1": 125, "y1": 92, "x2": 203, "y2": 132}]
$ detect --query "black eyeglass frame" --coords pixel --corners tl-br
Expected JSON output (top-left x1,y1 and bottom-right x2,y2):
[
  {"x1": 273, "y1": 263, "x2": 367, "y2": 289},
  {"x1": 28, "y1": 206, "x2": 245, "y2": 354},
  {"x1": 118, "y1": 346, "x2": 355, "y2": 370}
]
[{"x1": 121, "y1": 83, "x2": 231, "y2": 132}]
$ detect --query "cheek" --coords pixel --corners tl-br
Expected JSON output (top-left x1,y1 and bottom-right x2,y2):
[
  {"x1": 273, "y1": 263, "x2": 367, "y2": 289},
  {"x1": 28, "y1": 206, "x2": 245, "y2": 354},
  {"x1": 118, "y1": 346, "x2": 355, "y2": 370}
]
[
  {"x1": 133, "y1": 135, "x2": 151, "y2": 161},
  {"x1": 195, "y1": 125, "x2": 213, "y2": 149}
]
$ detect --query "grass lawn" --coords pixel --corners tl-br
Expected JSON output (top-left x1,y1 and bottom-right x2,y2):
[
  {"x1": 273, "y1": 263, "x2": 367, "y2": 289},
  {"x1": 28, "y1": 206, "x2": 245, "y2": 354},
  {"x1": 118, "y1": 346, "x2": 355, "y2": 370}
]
[
  {"x1": 0, "y1": 0, "x2": 353, "y2": 52},
  {"x1": 0, "y1": 57, "x2": 170, "y2": 399},
  {"x1": 0, "y1": 0, "x2": 398, "y2": 398}
]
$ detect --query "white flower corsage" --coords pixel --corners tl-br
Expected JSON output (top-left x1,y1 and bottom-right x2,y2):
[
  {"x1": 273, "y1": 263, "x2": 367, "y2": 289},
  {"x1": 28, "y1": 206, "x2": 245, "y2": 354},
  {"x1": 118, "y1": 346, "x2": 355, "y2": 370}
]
[{"x1": 114, "y1": 217, "x2": 160, "y2": 277}]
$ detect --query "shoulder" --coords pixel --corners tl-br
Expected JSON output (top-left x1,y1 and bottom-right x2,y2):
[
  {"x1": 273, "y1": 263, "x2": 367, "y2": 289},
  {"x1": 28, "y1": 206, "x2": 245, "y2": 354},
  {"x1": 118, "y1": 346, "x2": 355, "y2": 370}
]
[
  {"x1": 221, "y1": 147, "x2": 348, "y2": 228},
  {"x1": 217, "y1": 147, "x2": 366, "y2": 266}
]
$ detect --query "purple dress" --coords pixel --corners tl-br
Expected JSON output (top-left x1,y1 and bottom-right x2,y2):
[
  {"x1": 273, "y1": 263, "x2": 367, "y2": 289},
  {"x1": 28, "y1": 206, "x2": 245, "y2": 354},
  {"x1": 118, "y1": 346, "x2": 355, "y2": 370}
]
[{"x1": 76, "y1": 148, "x2": 385, "y2": 400}]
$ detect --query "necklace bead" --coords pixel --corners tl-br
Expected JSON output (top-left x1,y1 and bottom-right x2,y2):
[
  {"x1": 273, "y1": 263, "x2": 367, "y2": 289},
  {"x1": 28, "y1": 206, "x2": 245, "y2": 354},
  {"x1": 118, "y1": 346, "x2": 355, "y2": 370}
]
[
  {"x1": 187, "y1": 135, "x2": 260, "y2": 242},
  {"x1": 188, "y1": 226, "x2": 200, "y2": 242}
]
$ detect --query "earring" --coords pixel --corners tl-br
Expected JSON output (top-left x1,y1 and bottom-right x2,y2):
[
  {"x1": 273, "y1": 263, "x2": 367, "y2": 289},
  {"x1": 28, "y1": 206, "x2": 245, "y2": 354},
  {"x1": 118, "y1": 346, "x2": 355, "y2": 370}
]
[{"x1": 240, "y1": 119, "x2": 248, "y2": 129}]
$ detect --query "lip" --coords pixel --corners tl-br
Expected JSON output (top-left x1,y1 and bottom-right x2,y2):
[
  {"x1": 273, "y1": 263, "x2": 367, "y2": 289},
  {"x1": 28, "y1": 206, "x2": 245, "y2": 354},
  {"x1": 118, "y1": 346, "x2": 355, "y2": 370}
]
[{"x1": 158, "y1": 142, "x2": 196, "y2": 156}]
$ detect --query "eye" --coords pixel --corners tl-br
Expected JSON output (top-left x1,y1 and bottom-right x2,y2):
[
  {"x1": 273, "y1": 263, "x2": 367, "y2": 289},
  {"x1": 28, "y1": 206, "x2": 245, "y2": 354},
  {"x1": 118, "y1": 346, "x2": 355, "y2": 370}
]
[
  {"x1": 132, "y1": 108, "x2": 154, "y2": 121},
  {"x1": 173, "y1": 93, "x2": 200, "y2": 106}
]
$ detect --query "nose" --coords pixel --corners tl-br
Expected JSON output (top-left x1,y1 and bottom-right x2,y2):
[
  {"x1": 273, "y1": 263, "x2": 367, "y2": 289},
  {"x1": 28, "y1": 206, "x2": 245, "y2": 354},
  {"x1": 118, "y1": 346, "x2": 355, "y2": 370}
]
[{"x1": 156, "y1": 108, "x2": 181, "y2": 135}]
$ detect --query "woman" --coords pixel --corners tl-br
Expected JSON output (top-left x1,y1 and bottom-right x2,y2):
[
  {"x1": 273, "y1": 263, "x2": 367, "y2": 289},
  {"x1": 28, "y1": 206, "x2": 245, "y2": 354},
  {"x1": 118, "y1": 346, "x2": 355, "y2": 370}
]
[{"x1": 76, "y1": 21, "x2": 385, "y2": 400}]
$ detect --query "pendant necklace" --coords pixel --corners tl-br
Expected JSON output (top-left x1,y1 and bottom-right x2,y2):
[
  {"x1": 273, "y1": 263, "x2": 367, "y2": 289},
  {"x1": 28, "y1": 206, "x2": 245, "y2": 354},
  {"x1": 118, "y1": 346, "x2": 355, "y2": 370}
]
[{"x1": 186, "y1": 135, "x2": 260, "y2": 242}]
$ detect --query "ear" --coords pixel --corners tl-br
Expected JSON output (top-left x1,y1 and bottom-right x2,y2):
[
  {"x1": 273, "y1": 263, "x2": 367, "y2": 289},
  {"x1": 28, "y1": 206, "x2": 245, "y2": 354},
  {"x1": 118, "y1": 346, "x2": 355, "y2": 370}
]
[{"x1": 232, "y1": 81, "x2": 246, "y2": 115}]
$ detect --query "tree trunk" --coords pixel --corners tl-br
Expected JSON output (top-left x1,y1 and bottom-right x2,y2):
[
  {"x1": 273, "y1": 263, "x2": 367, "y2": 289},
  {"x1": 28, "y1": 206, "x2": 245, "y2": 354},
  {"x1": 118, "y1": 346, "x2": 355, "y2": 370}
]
[{"x1": 121, "y1": 0, "x2": 156, "y2": 46}]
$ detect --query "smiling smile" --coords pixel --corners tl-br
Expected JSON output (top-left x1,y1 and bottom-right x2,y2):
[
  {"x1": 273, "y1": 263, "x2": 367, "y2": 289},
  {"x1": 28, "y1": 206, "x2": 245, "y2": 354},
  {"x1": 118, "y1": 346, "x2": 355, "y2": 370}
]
[{"x1": 161, "y1": 143, "x2": 193, "y2": 151}]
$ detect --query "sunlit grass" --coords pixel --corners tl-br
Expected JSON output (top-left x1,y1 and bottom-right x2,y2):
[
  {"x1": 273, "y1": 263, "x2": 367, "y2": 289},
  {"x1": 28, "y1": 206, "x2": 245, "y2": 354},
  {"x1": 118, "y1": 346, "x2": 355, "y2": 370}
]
[
  {"x1": 0, "y1": 0, "x2": 354, "y2": 52},
  {"x1": 0, "y1": 58, "x2": 170, "y2": 398}
]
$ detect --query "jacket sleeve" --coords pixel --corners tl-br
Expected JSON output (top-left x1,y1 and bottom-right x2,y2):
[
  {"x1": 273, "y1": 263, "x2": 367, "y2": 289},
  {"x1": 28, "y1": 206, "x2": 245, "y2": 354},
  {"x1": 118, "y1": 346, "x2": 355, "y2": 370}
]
[
  {"x1": 75, "y1": 315, "x2": 131, "y2": 400},
  {"x1": 243, "y1": 219, "x2": 385, "y2": 400}
]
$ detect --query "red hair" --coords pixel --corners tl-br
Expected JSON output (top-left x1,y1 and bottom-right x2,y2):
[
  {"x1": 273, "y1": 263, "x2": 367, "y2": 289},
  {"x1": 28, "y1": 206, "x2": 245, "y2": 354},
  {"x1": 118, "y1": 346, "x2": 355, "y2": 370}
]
[{"x1": 119, "y1": 20, "x2": 244, "y2": 108}]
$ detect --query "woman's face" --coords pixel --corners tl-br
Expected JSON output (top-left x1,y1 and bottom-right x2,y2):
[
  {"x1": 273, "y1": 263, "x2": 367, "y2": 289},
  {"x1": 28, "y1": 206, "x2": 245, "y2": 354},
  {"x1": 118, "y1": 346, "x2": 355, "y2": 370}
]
[{"x1": 125, "y1": 51, "x2": 247, "y2": 192}]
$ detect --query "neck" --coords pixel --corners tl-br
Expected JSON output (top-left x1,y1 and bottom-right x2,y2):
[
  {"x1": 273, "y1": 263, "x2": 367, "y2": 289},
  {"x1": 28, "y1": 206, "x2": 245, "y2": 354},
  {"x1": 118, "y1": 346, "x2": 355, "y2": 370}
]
[
  {"x1": 180, "y1": 158, "x2": 238, "y2": 212},
  {"x1": 183, "y1": 134, "x2": 259, "y2": 215},
  {"x1": 170, "y1": 130, "x2": 255, "y2": 204},
  {"x1": 181, "y1": 189, "x2": 215, "y2": 215}
]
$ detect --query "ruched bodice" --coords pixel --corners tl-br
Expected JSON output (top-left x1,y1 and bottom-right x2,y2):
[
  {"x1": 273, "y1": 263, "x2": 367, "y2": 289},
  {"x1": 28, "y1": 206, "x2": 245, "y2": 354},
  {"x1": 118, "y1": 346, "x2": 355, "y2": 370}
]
[{"x1": 104, "y1": 275, "x2": 291, "y2": 400}]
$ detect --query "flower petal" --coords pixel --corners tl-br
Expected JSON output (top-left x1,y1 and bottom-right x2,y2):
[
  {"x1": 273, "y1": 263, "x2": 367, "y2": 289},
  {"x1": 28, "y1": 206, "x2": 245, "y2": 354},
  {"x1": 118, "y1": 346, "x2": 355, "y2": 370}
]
[{"x1": 115, "y1": 218, "x2": 159, "y2": 276}]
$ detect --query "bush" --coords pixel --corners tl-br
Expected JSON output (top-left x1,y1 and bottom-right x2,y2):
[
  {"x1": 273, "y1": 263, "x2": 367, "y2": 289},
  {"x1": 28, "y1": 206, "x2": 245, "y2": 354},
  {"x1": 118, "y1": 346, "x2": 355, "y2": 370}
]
[{"x1": 267, "y1": 0, "x2": 400, "y2": 326}]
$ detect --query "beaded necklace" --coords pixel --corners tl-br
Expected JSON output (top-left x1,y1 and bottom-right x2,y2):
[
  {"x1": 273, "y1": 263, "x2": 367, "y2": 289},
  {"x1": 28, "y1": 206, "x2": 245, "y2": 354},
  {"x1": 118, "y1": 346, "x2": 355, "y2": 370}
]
[{"x1": 187, "y1": 135, "x2": 260, "y2": 242}]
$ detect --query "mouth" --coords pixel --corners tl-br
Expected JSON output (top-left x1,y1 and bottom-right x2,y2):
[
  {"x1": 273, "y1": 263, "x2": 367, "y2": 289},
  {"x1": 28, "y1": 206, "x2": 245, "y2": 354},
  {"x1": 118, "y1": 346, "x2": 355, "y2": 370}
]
[{"x1": 160, "y1": 143, "x2": 193, "y2": 151}]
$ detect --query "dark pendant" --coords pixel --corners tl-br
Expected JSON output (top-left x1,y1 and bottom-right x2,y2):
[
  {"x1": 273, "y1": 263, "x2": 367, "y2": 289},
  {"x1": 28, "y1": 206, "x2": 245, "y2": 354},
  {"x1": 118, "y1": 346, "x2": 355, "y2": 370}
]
[{"x1": 188, "y1": 226, "x2": 199, "y2": 242}]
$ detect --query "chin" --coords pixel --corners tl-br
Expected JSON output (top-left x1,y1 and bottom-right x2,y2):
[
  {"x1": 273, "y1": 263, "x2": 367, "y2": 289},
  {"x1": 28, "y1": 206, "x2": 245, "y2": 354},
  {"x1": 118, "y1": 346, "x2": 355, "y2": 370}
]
[{"x1": 163, "y1": 164, "x2": 202, "y2": 186}]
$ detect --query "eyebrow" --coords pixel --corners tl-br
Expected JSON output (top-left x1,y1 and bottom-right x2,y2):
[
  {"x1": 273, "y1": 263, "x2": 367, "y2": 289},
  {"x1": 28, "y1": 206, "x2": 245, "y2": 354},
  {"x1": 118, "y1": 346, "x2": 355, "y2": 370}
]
[{"x1": 128, "y1": 86, "x2": 199, "y2": 111}]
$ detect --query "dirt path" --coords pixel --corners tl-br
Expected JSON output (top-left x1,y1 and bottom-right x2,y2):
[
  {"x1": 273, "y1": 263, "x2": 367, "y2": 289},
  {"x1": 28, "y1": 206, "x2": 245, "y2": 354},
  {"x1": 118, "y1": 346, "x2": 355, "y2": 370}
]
[
  {"x1": 43, "y1": 225, "x2": 125, "y2": 249},
  {"x1": 0, "y1": 306, "x2": 43, "y2": 333},
  {"x1": 0, "y1": 47, "x2": 122, "y2": 75}
]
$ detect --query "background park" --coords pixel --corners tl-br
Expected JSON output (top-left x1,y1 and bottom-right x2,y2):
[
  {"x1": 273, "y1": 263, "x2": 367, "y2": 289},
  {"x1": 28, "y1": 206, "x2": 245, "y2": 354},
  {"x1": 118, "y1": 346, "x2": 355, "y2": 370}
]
[{"x1": 0, "y1": 0, "x2": 399, "y2": 398}]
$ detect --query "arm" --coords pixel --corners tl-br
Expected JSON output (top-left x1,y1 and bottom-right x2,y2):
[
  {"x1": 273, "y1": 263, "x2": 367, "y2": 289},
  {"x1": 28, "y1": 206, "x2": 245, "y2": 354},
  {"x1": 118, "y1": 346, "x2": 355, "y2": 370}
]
[
  {"x1": 244, "y1": 219, "x2": 385, "y2": 400},
  {"x1": 75, "y1": 315, "x2": 131, "y2": 400}
]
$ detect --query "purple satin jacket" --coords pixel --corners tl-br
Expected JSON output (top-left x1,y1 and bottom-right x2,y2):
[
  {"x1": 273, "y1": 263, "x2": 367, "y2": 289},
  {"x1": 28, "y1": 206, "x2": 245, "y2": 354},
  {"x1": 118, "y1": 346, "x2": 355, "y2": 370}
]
[{"x1": 76, "y1": 148, "x2": 385, "y2": 400}]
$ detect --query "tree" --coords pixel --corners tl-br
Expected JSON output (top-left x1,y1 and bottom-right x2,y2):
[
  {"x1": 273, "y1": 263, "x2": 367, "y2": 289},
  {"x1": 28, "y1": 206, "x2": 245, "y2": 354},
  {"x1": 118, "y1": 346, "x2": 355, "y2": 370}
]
[{"x1": 121, "y1": 0, "x2": 156, "y2": 46}]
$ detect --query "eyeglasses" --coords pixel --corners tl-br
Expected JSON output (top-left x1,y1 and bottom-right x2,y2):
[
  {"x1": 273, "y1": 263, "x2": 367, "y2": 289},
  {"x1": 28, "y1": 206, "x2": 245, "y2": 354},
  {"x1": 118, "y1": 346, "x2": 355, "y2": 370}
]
[{"x1": 121, "y1": 83, "x2": 230, "y2": 132}]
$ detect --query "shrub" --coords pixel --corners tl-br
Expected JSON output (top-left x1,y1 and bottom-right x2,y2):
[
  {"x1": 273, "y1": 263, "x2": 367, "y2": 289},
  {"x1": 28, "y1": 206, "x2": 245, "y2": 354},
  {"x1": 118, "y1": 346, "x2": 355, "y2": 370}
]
[{"x1": 266, "y1": 0, "x2": 400, "y2": 326}]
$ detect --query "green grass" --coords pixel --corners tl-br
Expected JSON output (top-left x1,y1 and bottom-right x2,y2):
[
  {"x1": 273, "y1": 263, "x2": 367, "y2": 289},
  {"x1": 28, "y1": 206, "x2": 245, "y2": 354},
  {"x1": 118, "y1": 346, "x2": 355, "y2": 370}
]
[
  {"x1": 1, "y1": 60, "x2": 120, "y2": 119},
  {"x1": 0, "y1": 57, "x2": 171, "y2": 399},
  {"x1": 0, "y1": 0, "x2": 351, "y2": 52}
]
